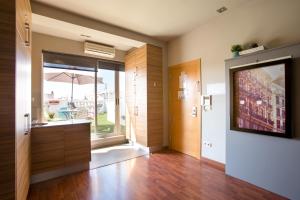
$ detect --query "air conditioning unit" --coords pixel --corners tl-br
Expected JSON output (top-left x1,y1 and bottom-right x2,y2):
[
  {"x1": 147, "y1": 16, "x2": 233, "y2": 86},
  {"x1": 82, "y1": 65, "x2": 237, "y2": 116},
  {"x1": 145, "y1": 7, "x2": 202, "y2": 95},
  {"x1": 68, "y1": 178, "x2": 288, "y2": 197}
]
[{"x1": 84, "y1": 41, "x2": 115, "y2": 58}]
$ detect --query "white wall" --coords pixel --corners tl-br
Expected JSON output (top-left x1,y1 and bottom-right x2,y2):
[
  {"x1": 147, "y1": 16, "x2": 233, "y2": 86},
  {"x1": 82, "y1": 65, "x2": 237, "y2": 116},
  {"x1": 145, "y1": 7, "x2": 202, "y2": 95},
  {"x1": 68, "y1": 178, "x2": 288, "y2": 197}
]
[{"x1": 168, "y1": 0, "x2": 300, "y2": 163}]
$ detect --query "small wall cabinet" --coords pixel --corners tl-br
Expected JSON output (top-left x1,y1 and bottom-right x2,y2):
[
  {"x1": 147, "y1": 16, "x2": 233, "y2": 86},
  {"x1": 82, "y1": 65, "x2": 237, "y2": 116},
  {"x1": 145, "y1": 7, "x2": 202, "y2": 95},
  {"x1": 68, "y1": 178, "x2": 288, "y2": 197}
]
[{"x1": 125, "y1": 44, "x2": 163, "y2": 148}]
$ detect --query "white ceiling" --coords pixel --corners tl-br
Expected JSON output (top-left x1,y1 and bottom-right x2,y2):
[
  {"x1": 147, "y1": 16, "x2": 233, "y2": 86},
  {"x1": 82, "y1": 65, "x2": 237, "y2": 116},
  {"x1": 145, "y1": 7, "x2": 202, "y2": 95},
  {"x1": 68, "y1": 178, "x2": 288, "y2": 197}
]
[
  {"x1": 33, "y1": 0, "x2": 249, "y2": 41},
  {"x1": 32, "y1": 14, "x2": 145, "y2": 51}
]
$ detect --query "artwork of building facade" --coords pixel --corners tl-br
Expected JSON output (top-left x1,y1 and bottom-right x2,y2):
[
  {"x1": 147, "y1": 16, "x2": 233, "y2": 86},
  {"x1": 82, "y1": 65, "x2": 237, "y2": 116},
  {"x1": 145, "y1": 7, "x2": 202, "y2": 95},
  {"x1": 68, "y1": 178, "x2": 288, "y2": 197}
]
[{"x1": 234, "y1": 65, "x2": 286, "y2": 133}]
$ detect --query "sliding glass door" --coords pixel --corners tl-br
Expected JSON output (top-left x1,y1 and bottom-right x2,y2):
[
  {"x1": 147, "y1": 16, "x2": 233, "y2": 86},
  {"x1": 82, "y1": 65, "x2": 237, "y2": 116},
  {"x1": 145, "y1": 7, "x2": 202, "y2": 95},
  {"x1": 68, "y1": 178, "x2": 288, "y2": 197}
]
[
  {"x1": 119, "y1": 71, "x2": 126, "y2": 135},
  {"x1": 92, "y1": 65, "x2": 125, "y2": 139},
  {"x1": 95, "y1": 68, "x2": 116, "y2": 137},
  {"x1": 42, "y1": 51, "x2": 125, "y2": 141}
]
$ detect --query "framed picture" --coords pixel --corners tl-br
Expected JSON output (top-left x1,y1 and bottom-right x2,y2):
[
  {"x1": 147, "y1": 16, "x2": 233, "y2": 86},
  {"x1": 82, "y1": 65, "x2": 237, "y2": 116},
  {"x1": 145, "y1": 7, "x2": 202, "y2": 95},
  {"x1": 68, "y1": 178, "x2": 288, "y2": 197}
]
[{"x1": 230, "y1": 58, "x2": 292, "y2": 138}]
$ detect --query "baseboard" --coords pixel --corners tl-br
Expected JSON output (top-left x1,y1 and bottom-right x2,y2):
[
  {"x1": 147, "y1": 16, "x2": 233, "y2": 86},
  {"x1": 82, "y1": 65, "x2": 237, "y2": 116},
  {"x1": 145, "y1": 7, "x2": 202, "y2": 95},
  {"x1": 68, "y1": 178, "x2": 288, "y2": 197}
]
[
  {"x1": 30, "y1": 163, "x2": 89, "y2": 184},
  {"x1": 149, "y1": 145, "x2": 168, "y2": 153},
  {"x1": 200, "y1": 156, "x2": 225, "y2": 172}
]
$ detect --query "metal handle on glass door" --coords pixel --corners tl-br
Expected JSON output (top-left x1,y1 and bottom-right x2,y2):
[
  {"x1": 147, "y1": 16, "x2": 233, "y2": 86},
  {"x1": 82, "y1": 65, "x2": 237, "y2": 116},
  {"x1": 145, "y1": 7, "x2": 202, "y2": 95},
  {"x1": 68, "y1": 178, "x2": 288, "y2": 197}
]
[
  {"x1": 115, "y1": 98, "x2": 120, "y2": 106},
  {"x1": 24, "y1": 113, "x2": 30, "y2": 135},
  {"x1": 134, "y1": 106, "x2": 138, "y2": 116},
  {"x1": 25, "y1": 23, "x2": 30, "y2": 47}
]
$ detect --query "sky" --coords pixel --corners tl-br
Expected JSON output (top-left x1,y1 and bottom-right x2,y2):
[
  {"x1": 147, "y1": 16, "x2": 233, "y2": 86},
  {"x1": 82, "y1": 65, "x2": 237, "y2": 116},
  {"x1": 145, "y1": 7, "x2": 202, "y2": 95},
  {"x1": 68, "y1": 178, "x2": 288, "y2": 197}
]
[{"x1": 43, "y1": 68, "x2": 124, "y2": 101}]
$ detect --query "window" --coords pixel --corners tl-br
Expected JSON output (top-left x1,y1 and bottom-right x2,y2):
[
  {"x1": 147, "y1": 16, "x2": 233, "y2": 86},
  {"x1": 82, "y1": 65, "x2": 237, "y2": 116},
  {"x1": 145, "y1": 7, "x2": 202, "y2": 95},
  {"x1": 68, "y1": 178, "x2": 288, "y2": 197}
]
[
  {"x1": 42, "y1": 51, "x2": 125, "y2": 140},
  {"x1": 43, "y1": 67, "x2": 95, "y2": 122}
]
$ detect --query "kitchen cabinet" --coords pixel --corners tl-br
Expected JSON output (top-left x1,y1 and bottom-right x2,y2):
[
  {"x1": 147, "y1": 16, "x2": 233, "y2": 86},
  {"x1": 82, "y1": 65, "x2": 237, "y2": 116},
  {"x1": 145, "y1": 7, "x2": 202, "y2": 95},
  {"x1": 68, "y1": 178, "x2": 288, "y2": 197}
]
[
  {"x1": 0, "y1": 0, "x2": 32, "y2": 199},
  {"x1": 125, "y1": 44, "x2": 163, "y2": 148},
  {"x1": 64, "y1": 124, "x2": 91, "y2": 165},
  {"x1": 31, "y1": 122, "x2": 91, "y2": 175}
]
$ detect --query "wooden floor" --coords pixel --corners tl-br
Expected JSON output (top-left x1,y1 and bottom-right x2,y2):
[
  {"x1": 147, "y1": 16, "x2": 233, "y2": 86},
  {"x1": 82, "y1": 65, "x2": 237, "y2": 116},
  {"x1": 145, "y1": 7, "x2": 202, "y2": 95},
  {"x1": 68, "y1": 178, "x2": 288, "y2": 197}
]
[{"x1": 28, "y1": 151, "x2": 286, "y2": 200}]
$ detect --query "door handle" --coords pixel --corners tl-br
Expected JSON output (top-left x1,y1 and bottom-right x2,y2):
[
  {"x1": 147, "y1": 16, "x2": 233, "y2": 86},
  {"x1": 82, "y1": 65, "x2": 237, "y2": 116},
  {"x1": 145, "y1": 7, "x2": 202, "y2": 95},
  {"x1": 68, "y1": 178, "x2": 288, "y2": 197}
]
[
  {"x1": 24, "y1": 113, "x2": 30, "y2": 135},
  {"x1": 25, "y1": 23, "x2": 30, "y2": 47},
  {"x1": 115, "y1": 98, "x2": 120, "y2": 106}
]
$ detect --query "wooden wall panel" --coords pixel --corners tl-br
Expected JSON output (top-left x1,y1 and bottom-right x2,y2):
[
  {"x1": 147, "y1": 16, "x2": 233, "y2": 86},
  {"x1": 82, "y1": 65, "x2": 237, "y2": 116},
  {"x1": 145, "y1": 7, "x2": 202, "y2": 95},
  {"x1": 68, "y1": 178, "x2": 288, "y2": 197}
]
[
  {"x1": 64, "y1": 124, "x2": 91, "y2": 165},
  {"x1": 147, "y1": 45, "x2": 163, "y2": 147},
  {"x1": 31, "y1": 126, "x2": 65, "y2": 174},
  {"x1": 0, "y1": 0, "x2": 16, "y2": 199}
]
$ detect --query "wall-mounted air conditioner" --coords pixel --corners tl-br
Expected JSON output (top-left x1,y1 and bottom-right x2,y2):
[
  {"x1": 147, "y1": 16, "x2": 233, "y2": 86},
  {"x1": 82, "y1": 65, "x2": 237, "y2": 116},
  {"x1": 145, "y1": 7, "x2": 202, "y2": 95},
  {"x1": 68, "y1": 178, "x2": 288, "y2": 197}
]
[{"x1": 84, "y1": 41, "x2": 115, "y2": 58}]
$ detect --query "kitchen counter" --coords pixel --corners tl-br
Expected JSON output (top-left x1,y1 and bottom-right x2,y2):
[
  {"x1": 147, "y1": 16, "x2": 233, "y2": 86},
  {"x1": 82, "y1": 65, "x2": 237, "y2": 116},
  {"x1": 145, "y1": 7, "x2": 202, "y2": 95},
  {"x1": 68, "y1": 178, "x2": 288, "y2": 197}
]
[
  {"x1": 31, "y1": 119, "x2": 91, "y2": 183},
  {"x1": 32, "y1": 119, "x2": 91, "y2": 128}
]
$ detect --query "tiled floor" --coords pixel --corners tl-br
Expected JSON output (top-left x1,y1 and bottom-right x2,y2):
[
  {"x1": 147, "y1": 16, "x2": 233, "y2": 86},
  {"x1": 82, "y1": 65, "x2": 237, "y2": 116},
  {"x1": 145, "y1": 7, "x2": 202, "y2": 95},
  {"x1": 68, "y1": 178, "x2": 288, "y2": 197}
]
[{"x1": 90, "y1": 144, "x2": 149, "y2": 169}]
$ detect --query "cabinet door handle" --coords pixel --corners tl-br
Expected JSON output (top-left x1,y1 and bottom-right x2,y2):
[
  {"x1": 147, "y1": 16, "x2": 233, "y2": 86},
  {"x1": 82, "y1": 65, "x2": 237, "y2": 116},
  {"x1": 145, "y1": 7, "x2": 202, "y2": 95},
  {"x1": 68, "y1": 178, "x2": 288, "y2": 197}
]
[
  {"x1": 25, "y1": 23, "x2": 30, "y2": 47},
  {"x1": 24, "y1": 113, "x2": 30, "y2": 135},
  {"x1": 134, "y1": 106, "x2": 138, "y2": 116}
]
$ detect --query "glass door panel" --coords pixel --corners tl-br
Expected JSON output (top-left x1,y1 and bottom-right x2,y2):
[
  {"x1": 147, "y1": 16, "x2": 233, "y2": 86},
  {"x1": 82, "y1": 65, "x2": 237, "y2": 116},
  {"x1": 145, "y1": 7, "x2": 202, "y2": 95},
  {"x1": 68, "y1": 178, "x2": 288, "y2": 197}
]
[
  {"x1": 119, "y1": 71, "x2": 126, "y2": 135},
  {"x1": 95, "y1": 69, "x2": 116, "y2": 138}
]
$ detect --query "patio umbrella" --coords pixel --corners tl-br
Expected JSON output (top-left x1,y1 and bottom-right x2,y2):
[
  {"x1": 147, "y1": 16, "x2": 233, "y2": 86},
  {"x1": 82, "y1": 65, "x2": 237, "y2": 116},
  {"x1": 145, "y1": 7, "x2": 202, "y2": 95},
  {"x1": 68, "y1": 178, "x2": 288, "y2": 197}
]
[{"x1": 45, "y1": 72, "x2": 103, "y2": 102}]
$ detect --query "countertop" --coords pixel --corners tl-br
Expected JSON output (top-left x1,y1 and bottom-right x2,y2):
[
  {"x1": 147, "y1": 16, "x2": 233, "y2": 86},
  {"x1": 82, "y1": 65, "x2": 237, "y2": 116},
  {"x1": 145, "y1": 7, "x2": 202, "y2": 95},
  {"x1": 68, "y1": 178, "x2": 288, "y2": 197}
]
[{"x1": 32, "y1": 119, "x2": 91, "y2": 128}]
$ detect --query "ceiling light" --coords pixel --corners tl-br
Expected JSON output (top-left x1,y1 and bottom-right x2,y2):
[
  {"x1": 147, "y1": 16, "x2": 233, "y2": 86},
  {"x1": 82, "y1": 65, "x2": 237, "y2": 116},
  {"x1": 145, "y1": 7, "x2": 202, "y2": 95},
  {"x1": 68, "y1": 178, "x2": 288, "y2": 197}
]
[{"x1": 217, "y1": 6, "x2": 227, "y2": 13}]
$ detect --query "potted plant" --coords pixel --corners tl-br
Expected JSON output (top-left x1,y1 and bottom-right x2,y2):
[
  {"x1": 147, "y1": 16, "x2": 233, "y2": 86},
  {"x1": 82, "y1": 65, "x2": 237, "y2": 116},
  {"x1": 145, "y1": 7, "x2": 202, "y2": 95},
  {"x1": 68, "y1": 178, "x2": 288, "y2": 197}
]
[
  {"x1": 231, "y1": 44, "x2": 242, "y2": 58},
  {"x1": 48, "y1": 112, "x2": 55, "y2": 120}
]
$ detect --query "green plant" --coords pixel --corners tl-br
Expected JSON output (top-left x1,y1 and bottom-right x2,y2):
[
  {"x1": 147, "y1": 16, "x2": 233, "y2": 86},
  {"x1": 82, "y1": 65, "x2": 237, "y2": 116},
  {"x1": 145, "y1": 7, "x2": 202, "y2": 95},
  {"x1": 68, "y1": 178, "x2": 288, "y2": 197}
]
[
  {"x1": 231, "y1": 44, "x2": 243, "y2": 53},
  {"x1": 48, "y1": 112, "x2": 55, "y2": 119}
]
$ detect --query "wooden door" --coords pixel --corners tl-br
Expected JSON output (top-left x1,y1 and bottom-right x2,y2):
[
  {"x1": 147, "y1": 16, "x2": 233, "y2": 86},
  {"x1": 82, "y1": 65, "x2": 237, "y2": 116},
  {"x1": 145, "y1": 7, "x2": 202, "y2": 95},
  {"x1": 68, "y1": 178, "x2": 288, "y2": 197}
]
[
  {"x1": 16, "y1": 0, "x2": 31, "y2": 199},
  {"x1": 125, "y1": 46, "x2": 148, "y2": 147},
  {"x1": 135, "y1": 46, "x2": 147, "y2": 146},
  {"x1": 15, "y1": 33, "x2": 31, "y2": 200},
  {"x1": 168, "y1": 59, "x2": 201, "y2": 158},
  {"x1": 125, "y1": 50, "x2": 137, "y2": 142}
]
